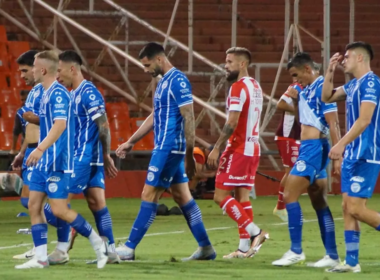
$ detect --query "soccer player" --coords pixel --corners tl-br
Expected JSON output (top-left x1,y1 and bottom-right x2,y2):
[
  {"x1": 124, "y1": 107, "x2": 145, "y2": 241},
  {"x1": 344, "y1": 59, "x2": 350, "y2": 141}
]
[
  {"x1": 15, "y1": 51, "x2": 108, "y2": 269},
  {"x1": 189, "y1": 146, "x2": 217, "y2": 191},
  {"x1": 12, "y1": 51, "x2": 59, "y2": 260},
  {"x1": 207, "y1": 47, "x2": 268, "y2": 259},
  {"x1": 115, "y1": 42, "x2": 216, "y2": 261},
  {"x1": 322, "y1": 42, "x2": 380, "y2": 273},
  {"x1": 273, "y1": 79, "x2": 302, "y2": 222},
  {"x1": 11, "y1": 90, "x2": 28, "y2": 156},
  {"x1": 272, "y1": 53, "x2": 341, "y2": 267},
  {"x1": 52, "y1": 50, "x2": 119, "y2": 264}
]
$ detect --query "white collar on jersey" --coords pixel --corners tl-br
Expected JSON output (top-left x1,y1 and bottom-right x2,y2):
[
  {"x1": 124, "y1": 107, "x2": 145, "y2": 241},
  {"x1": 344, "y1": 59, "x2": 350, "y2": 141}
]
[
  {"x1": 73, "y1": 79, "x2": 88, "y2": 93},
  {"x1": 163, "y1": 67, "x2": 175, "y2": 77},
  {"x1": 357, "y1": 71, "x2": 373, "y2": 82},
  {"x1": 44, "y1": 80, "x2": 58, "y2": 94}
]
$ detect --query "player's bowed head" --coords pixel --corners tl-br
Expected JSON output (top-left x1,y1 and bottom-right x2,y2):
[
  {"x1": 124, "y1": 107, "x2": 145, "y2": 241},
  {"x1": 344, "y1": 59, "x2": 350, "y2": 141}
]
[
  {"x1": 286, "y1": 52, "x2": 318, "y2": 89},
  {"x1": 57, "y1": 50, "x2": 83, "y2": 88},
  {"x1": 138, "y1": 42, "x2": 171, "y2": 78}
]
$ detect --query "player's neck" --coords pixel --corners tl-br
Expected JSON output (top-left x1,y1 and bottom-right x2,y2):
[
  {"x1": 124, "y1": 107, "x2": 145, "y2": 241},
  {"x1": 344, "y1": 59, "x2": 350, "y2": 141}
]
[
  {"x1": 162, "y1": 61, "x2": 174, "y2": 75},
  {"x1": 42, "y1": 76, "x2": 57, "y2": 91},
  {"x1": 72, "y1": 75, "x2": 85, "y2": 90},
  {"x1": 238, "y1": 69, "x2": 249, "y2": 80},
  {"x1": 353, "y1": 65, "x2": 371, "y2": 80}
]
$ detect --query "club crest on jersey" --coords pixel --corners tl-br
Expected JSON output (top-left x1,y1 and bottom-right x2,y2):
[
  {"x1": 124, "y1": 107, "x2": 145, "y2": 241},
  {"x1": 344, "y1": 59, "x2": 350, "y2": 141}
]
[
  {"x1": 350, "y1": 183, "x2": 361, "y2": 193},
  {"x1": 161, "y1": 81, "x2": 168, "y2": 90},
  {"x1": 75, "y1": 95, "x2": 81, "y2": 104},
  {"x1": 34, "y1": 89, "x2": 40, "y2": 98},
  {"x1": 147, "y1": 172, "x2": 155, "y2": 182},
  {"x1": 27, "y1": 172, "x2": 32, "y2": 182}
]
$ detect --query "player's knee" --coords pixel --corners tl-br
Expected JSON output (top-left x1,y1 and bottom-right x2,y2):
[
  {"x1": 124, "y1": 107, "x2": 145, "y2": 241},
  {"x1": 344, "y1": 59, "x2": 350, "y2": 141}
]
[
  {"x1": 50, "y1": 204, "x2": 69, "y2": 219},
  {"x1": 346, "y1": 200, "x2": 363, "y2": 219},
  {"x1": 141, "y1": 185, "x2": 161, "y2": 202},
  {"x1": 87, "y1": 196, "x2": 105, "y2": 212}
]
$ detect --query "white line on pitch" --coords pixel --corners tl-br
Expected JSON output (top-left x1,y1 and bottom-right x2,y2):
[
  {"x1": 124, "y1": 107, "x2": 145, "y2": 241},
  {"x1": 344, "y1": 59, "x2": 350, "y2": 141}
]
[{"x1": 0, "y1": 217, "x2": 344, "y2": 251}]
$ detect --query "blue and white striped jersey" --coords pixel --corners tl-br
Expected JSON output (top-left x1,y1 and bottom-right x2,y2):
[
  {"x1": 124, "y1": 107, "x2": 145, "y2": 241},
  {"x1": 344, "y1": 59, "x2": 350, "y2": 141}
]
[
  {"x1": 343, "y1": 71, "x2": 380, "y2": 163},
  {"x1": 24, "y1": 83, "x2": 43, "y2": 116},
  {"x1": 16, "y1": 107, "x2": 28, "y2": 134},
  {"x1": 72, "y1": 80, "x2": 106, "y2": 165},
  {"x1": 298, "y1": 76, "x2": 337, "y2": 135},
  {"x1": 153, "y1": 68, "x2": 193, "y2": 154},
  {"x1": 37, "y1": 81, "x2": 74, "y2": 173}
]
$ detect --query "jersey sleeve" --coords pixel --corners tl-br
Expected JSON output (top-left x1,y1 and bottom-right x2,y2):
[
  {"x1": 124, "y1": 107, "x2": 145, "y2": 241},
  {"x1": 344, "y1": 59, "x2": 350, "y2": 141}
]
[
  {"x1": 50, "y1": 89, "x2": 69, "y2": 121},
  {"x1": 170, "y1": 75, "x2": 193, "y2": 108},
  {"x1": 229, "y1": 83, "x2": 246, "y2": 112},
  {"x1": 317, "y1": 85, "x2": 337, "y2": 114},
  {"x1": 360, "y1": 78, "x2": 380, "y2": 105},
  {"x1": 82, "y1": 87, "x2": 106, "y2": 121}
]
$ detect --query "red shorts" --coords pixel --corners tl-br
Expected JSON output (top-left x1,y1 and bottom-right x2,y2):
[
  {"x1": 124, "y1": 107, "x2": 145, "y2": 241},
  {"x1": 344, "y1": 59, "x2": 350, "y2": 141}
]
[
  {"x1": 215, "y1": 151, "x2": 260, "y2": 190},
  {"x1": 275, "y1": 138, "x2": 300, "y2": 168}
]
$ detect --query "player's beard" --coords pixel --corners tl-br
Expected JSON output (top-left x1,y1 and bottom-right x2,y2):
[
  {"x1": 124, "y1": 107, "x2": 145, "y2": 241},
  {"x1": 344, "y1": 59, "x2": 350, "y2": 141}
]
[
  {"x1": 226, "y1": 70, "x2": 239, "y2": 81},
  {"x1": 151, "y1": 66, "x2": 164, "y2": 78}
]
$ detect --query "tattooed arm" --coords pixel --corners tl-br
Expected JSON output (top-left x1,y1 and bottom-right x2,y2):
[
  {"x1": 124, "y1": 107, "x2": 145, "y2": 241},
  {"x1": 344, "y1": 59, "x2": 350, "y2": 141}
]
[
  {"x1": 179, "y1": 103, "x2": 196, "y2": 179},
  {"x1": 322, "y1": 52, "x2": 347, "y2": 103},
  {"x1": 95, "y1": 113, "x2": 118, "y2": 178},
  {"x1": 207, "y1": 111, "x2": 241, "y2": 169}
]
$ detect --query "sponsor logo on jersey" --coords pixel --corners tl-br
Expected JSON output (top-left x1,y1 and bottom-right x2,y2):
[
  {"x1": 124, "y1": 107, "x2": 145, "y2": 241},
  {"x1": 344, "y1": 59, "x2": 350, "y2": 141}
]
[
  {"x1": 48, "y1": 176, "x2": 61, "y2": 182},
  {"x1": 350, "y1": 176, "x2": 365, "y2": 183},
  {"x1": 229, "y1": 175, "x2": 248, "y2": 180}
]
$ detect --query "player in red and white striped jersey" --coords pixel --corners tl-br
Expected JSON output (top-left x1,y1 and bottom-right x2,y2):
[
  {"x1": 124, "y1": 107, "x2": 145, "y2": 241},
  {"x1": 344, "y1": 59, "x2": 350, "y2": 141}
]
[
  {"x1": 273, "y1": 79, "x2": 302, "y2": 222},
  {"x1": 208, "y1": 47, "x2": 268, "y2": 259}
]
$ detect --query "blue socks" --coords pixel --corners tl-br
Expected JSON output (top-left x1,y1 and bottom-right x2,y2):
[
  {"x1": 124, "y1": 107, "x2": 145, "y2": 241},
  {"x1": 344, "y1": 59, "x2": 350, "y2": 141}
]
[
  {"x1": 93, "y1": 207, "x2": 115, "y2": 247},
  {"x1": 181, "y1": 199, "x2": 211, "y2": 247},
  {"x1": 20, "y1": 198, "x2": 57, "y2": 227},
  {"x1": 345, "y1": 230, "x2": 360, "y2": 266},
  {"x1": 286, "y1": 202, "x2": 303, "y2": 254},
  {"x1": 316, "y1": 207, "x2": 339, "y2": 260},
  {"x1": 31, "y1": 223, "x2": 48, "y2": 247},
  {"x1": 70, "y1": 214, "x2": 93, "y2": 238},
  {"x1": 125, "y1": 201, "x2": 158, "y2": 249},
  {"x1": 20, "y1": 197, "x2": 29, "y2": 209},
  {"x1": 44, "y1": 203, "x2": 58, "y2": 227}
]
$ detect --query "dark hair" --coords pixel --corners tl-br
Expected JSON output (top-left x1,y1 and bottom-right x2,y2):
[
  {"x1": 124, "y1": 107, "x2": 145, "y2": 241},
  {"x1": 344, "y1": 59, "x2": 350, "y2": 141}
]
[
  {"x1": 20, "y1": 89, "x2": 29, "y2": 96},
  {"x1": 16, "y1": 50, "x2": 39, "y2": 66},
  {"x1": 138, "y1": 42, "x2": 165, "y2": 60},
  {"x1": 58, "y1": 50, "x2": 83, "y2": 65},
  {"x1": 346, "y1": 41, "x2": 374, "y2": 61},
  {"x1": 313, "y1": 62, "x2": 321, "y2": 71},
  {"x1": 287, "y1": 52, "x2": 314, "y2": 70},
  {"x1": 226, "y1": 47, "x2": 252, "y2": 64}
]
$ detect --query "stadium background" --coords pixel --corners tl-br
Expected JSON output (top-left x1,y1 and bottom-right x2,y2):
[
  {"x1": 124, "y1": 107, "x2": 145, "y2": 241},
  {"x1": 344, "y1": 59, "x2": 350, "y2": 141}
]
[{"x1": 0, "y1": 0, "x2": 379, "y2": 197}]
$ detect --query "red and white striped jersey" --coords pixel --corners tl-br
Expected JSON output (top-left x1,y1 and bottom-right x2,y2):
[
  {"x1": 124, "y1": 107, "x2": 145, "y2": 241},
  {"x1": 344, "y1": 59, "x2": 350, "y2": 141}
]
[{"x1": 225, "y1": 77, "x2": 263, "y2": 157}]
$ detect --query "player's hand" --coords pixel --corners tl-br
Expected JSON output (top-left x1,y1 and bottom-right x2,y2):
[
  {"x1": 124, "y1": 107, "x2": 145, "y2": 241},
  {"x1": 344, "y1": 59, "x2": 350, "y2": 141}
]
[
  {"x1": 11, "y1": 152, "x2": 24, "y2": 170},
  {"x1": 329, "y1": 142, "x2": 345, "y2": 160},
  {"x1": 207, "y1": 147, "x2": 220, "y2": 170},
  {"x1": 333, "y1": 158, "x2": 342, "y2": 176},
  {"x1": 287, "y1": 87, "x2": 299, "y2": 101},
  {"x1": 26, "y1": 148, "x2": 43, "y2": 167},
  {"x1": 185, "y1": 153, "x2": 196, "y2": 180},
  {"x1": 329, "y1": 52, "x2": 343, "y2": 72},
  {"x1": 115, "y1": 141, "x2": 133, "y2": 159},
  {"x1": 104, "y1": 154, "x2": 118, "y2": 178}
]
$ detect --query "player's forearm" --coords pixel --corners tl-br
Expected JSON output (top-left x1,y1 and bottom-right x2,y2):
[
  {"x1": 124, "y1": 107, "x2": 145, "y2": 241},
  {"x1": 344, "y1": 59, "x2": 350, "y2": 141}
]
[
  {"x1": 328, "y1": 120, "x2": 341, "y2": 146},
  {"x1": 339, "y1": 118, "x2": 369, "y2": 147},
  {"x1": 23, "y1": 112, "x2": 40, "y2": 125},
  {"x1": 128, "y1": 113, "x2": 153, "y2": 145},
  {"x1": 95, "y1": 114, "x2": 111, "y2": 155},
  {"x1": 183, "y1": 113, "x2": 195, "y2": 152},
  {"x1": 322, "y1": 67, "x2": 336, "y2": 103},
  {"x1": 19, "y1": 137, "x2": 28, "y2": 156},
  {"x1": 38, "y1": 120, "x2": 66, "y2": 152},
  {"x1": 277, "y1": 100, "x2": 295, "y2": 113},
  {"x1": 214, "y1": 122, "x2": 237, "y2": 150}
]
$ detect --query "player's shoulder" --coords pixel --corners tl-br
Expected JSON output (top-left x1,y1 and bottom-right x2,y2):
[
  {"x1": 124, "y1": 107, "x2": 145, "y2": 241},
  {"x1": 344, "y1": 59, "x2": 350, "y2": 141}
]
[
  {"x1": 362, "y1": 72, "x2": 380, "y2": 87},
  {"x1": 170, "y1": 69, "x2": 190, "y2": 83}
]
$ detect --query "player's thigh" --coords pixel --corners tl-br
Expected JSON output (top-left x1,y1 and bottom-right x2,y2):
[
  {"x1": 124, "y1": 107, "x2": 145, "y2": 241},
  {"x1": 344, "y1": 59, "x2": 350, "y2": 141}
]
[
  {"x1": 308, "y1": 176, "x2": 328, "y2": 210},
  {"x1": 20, "y1": 168, "x2": 33, "y2": 198}
]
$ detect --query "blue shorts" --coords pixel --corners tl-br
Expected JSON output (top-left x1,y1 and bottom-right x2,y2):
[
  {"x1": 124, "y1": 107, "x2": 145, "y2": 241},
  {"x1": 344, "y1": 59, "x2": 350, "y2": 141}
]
[
  {"x1": 290, "y1": 138, "x2": 330, "y2": 184},
  {"x1": 22, "y1": 167, "x2": 34, "y2": 186},
  {"x1": 146, "y1": 150, "x2": 188, "y2": 189},
  {"x1": 29, "y1": 170, "x2": 70, "y2": 199},
  {"x1": 341, "y1": 159, "x2": 380, "y2": 198},
  {"x1": 69, "y1": 163, "x2": 105, "y2": 195}
]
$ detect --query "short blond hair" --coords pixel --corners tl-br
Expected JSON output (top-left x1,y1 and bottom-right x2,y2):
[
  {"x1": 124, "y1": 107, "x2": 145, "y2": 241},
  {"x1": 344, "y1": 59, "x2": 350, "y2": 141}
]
[{"x1": 35, "y1": 50, "x2": 59, "y2": 73}]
